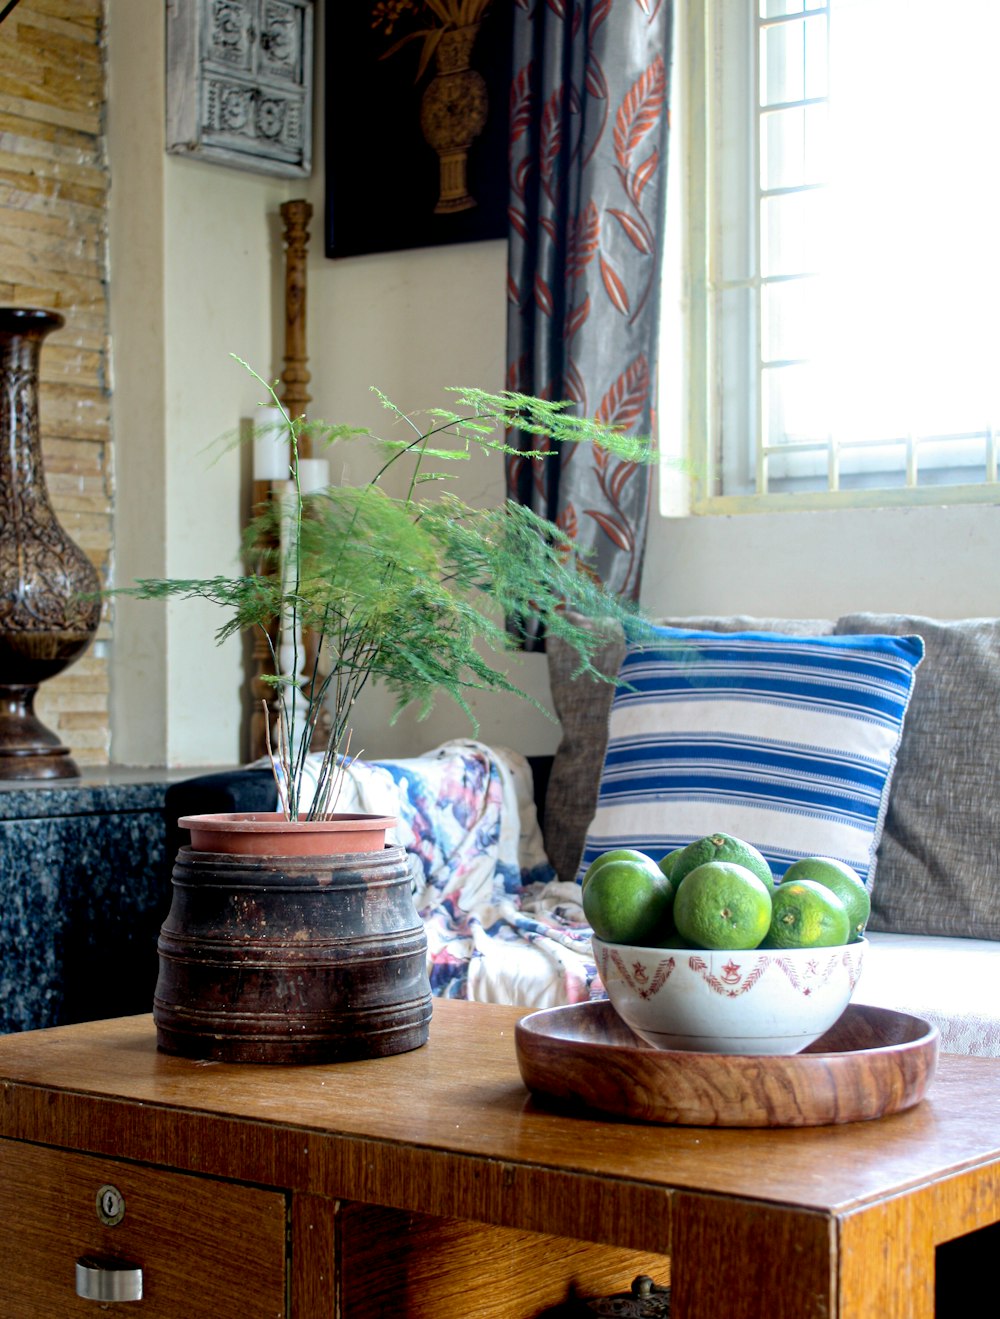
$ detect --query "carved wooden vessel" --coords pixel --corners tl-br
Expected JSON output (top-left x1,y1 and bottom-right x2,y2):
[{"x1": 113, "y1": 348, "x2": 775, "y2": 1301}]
[
  {"x1": 154, "y1": 841, "x2": 433, "y2": 1064},
  {"x1": 0, "y1": 307, "x2": 100, "y2": 779},
  {"x1": 516, "y1": 999, "x2": 939, "y2": 1127}
]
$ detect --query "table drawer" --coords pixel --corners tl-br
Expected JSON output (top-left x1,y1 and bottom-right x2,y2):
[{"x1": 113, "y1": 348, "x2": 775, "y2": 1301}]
[{"x1": 0, "y1": 1138, "x2": 287, "y2": 1317}]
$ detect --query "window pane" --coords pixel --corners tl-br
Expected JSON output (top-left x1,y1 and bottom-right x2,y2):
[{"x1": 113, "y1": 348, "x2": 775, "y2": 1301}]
[
  {"x1": 760, "y1": 103, "x2": 827, "y2": 190},
  {"x1": 760, "y1": 190, "x2": 827, "y2": 275},
  {"x1": 760, "y1": 0, "x2": 826, "y2": 17},
  {"x1": 761, "y1": 276, "x2": 825, "y2": 361},
  {"x1": 700, "y1": 0, "x2": 1000, "y2": 502},
  {"x1": 718, "y1": 286, "x2": 757, "y2": 493},
  {"x1": 760, "y1": 15, "x2": 827, "y2": 105},
  {"x1": 762, "y1": 361, "x2": 829, "y2": 448}
]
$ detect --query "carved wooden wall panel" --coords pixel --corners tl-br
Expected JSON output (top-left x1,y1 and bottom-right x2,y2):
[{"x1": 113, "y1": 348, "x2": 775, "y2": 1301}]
[{"x1": 166, "y1": 0, "x2": 314, "y2": 178}]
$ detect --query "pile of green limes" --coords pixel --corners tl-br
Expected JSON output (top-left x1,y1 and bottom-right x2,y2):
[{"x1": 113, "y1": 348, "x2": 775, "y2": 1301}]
[{"x1": 581, "y1": 832, "x2": 871, "y2": 951}]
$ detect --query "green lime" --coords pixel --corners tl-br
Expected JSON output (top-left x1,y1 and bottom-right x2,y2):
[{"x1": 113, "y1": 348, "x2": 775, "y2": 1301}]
[
  {"x1": 765, "y1": 879, "x2": 851, "y2": 949},
  {"x1": 780, "y1": 857, "x2": 871, "y2": 941},
  {"x1": 672, "y1": 861, "x2": 773, "y2": 951},
  {"x1": 581, "y1": 848, "x2": 660, "y2": 892},
  {"x1": 657, "y1": 847, "x2": 684, "y2": 885},
  {"x1": 671, "y1": 832, "x2": 774, "y2": 891},
  {"x1": 582, "y1": 859, "x2": 675, "y2": 945}
]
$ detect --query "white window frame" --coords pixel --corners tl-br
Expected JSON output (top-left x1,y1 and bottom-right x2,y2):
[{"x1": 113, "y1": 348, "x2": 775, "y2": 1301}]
[{"x1": 664, "y1": 0, "x2": 1000, "y2": 516}]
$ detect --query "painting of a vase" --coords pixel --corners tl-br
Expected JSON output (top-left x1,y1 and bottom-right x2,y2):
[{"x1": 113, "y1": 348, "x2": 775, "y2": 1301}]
[{"x1": 324, "y1": 1, "x2": 511, "y2": 257}]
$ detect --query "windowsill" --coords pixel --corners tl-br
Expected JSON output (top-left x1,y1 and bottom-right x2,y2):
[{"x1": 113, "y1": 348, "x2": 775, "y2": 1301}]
[{"x1": 672, "y1": 482, "x2": 1000, "y2": 518}]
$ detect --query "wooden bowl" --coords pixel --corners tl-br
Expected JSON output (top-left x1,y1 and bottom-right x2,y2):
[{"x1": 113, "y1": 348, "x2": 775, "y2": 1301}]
[{"x1": 515, "y1": 1000, "x2": 938, "y2": 1127}]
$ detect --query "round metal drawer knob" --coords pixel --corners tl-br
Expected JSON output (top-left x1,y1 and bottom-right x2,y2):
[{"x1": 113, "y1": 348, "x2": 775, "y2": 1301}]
[{"x1": 75, "y1": 1257, "x2": 143, "y2": 1303}]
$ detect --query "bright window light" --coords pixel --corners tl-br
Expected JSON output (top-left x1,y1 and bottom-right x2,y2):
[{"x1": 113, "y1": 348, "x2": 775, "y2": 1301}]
[{"x1": 686, "y1": 0, "x2": 1000, "y2": 503}]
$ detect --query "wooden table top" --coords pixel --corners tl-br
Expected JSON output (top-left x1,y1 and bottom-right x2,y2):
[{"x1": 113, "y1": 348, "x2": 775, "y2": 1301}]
[{"x1": 1, "y1": 999, "x2": 999, "y2": 1223}]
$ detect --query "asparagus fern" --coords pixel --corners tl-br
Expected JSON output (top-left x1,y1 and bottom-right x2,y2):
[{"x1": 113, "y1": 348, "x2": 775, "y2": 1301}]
[{"x1": 125, "y1": 366, "x2": 655, "y2": 820}]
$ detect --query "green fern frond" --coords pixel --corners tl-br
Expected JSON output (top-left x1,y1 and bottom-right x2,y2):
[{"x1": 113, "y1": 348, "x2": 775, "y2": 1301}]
[{"x1": 115, "y1": 372, "x2": 658, "y2": 817}]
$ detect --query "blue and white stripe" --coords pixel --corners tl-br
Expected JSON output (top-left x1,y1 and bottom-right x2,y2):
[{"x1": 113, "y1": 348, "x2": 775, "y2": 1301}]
[{"x1": 580, "y1": 627, "x2": 925, "y2": 887}]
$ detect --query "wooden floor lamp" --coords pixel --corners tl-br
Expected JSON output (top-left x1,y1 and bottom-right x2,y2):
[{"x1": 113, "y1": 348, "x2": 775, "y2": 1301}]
[{"x1": 248, "y1": 198, "x2": 314, "y2": 763}]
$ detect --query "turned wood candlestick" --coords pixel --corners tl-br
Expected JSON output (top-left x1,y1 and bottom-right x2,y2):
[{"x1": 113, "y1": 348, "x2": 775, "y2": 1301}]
[
  {"x1": 250, "y1": 199, "x2": 331, "y2": 761},
  {"x1": 0, "y1": 307, "x2": 101, "y2": 779}
]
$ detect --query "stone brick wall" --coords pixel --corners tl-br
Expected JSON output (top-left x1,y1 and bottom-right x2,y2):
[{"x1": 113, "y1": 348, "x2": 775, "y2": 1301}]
[{"x1": 0, "y1": 0, "x2": 111, "y2": 764}]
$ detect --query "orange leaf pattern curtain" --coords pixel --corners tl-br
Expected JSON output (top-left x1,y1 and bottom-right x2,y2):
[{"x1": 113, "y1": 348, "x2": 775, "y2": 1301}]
[{"x1": 505, "y1": 0, "x2": 673, "y2": 607}]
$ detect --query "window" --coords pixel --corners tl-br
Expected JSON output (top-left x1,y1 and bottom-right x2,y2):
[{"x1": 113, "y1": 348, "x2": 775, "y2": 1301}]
[{"x1": 676, "y1": 0, "x2": 1000, "y2": 511}]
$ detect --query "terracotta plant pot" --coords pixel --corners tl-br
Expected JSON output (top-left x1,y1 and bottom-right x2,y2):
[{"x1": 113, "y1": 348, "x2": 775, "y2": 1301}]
[
  {"x1": 154, "y1": 814, "x2": 432, "y2": 1064},
  {"x1": 178, "y1": 811, "x2": 396, "y2": 856}
]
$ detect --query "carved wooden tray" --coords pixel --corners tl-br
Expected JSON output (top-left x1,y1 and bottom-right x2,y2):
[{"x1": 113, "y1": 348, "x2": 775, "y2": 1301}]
[{"x1": 515, "y1": 1000, "x2": 938, "y2": 1128}]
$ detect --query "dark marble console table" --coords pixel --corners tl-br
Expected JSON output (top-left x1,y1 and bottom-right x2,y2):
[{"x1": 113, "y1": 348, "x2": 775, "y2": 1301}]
[{"x1": 0, "y1": 768, "x2": 228, "y2": 1034}]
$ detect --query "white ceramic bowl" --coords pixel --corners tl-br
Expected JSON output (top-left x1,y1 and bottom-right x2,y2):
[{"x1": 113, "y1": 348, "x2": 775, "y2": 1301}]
[{"x1": 592, "y1": 937, "x2": 867, "y2": 1055}]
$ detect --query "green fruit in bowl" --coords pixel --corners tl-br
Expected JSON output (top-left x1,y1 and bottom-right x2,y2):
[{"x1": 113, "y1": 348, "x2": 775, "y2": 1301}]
[
  {"x1": 657, "y1": 847, "x2": 684, "y2": 884},
  {"x1": 765, "y1": 879, "x2": 851, "y2": 949},
  {"x1": 672, "y1": 860, "x2": 773, "y2": 950},
  {"x1": 582, "y1": 858, "x2": 675, "y2": 945},
  {"x1": 671, "y1": 832, "x2": 774, "y2": 891},
  {"x1": 581, "y1": 847, "x2": 660, "y2": 892},
  {"x1": 780, "y1": 856, "x2": 871, "y2": 941}
]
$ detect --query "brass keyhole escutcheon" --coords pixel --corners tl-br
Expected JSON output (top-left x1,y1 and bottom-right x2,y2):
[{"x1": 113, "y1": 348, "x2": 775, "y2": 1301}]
[{"x1": 96, "y1": 1184, "x2": 125, "y2": 1227}]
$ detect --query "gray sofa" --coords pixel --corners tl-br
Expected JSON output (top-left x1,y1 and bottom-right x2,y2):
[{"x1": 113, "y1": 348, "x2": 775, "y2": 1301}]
[{"x1": 543, "y1": 613, "x2": 1000, "y2": 1055}]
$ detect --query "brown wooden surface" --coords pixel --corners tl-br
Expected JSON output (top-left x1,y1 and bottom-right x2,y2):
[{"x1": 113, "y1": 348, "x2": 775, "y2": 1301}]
[
  {"x1": 3, "y1": 1000, "x2": 1000, "y2": 1317},
  {"x1": 279, "y1": 199, "x2": 313, "y2": 433},
  {"x1": 838, "y1": 1195, "x2": 935, "y2": 1319},
  {"x1": 291, "y1": 1193, "x2": 337, "y2": 1319},
  {"x1": 1, "y1": 1000, "x2": 998, "y2": 1218},
  {"x1": 339, "y1": 1206, "x2": 669, "y2": 1319},
  {"x1": 0, "y1": 1138, "x2": 286, "y2": 1318},
  {"x1": 516, "y1": 999, "x2": 938, "y2": 1127},
  {"x1": 671, "y1": 1194, "x2": 834, "y2": 1319}
]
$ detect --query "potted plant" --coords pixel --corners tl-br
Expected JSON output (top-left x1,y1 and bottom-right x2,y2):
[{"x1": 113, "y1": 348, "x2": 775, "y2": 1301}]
[
  {"x1": 128, "y1": 363, "x2": 653, "y2": 1064},
  {"x1": 131, "y1": 363, "x2": 651, "y2": 830}
]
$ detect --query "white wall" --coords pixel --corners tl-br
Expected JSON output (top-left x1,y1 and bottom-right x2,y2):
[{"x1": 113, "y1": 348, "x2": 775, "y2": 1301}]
[
  {"x1": 644, "y1": 502, "x2": 1000, "y2": 623},
  {"x1": 106, "y1": 0, "x2": 547, "y2": 766},
  {"x1": 108, "y1": 0, "x2": 287, "y2": 766},
  {"x1": 106, "y1": 1, "x2": 999, "y2": 769},
  {"x1": 299, "y1": 237, "x2": 561, "y2": 760}
]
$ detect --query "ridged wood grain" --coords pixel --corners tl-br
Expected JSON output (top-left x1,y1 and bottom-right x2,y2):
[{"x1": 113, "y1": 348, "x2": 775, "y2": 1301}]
[
  {"x1": 339, "y1": 1205, "x2": 670, "y2": 1318},
  {"x1": 515, "y1": 999, "x2": 939, "y2": 1127}
]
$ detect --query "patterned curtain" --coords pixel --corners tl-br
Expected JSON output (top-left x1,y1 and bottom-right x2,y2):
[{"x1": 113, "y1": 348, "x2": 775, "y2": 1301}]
[{"x1": 505, "y1": 0, "x2": 674, "y2": 607}]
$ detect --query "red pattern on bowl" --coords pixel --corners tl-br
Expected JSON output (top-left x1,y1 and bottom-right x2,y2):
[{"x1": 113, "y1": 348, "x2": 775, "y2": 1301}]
[{"x1": 593, "y1": 937, "x2": 866, "y2": 1054}]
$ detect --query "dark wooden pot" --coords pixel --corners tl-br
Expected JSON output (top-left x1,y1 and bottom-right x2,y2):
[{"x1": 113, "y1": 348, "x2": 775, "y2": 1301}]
[{"x1": 153, "y1": 842, "x2": 432, "y2": 1064}]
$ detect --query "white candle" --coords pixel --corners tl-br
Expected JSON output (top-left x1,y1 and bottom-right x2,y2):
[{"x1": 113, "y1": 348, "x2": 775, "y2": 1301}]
[
  {"x1": 297, "y1": 456, "x2": 329, "y2": 495},
  {"x1": 252, "y1": 406, "x2": 291, "y2": 481}
]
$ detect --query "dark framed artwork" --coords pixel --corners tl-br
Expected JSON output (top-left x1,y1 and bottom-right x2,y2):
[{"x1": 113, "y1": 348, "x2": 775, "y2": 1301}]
[{"x1": 324, "y1": 1, "x2": 513, "y2": 258}]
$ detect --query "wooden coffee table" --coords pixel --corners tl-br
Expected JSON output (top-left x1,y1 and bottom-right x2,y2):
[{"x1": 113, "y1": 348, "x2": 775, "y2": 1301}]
[{"x1": 0, "y1": 999, "x2": 998, "y2": 1317}]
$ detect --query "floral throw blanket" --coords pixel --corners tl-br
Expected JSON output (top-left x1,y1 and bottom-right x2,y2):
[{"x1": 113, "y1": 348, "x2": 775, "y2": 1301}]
[{"x1": 293, "y1": 740, "x2": 598, "y2": 1007}]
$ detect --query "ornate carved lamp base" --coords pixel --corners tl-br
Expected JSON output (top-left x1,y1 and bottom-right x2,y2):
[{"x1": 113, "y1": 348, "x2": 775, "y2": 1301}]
[{"x1": 0, "y1": 684, "x2": 80, "y2": 779}]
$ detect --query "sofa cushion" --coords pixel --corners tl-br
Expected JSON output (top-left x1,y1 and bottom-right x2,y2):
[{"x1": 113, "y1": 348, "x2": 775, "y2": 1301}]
[
  {"x1": 834, "y1": 614, "x2": 1000, "y2": 938},
  {"x1": 856, "y1": 931, "x2": 1000, "y2": 1056},
  {"x1": 577, "y1": 623, "x2": 924, "y2": 887},
  {"x1": 545, "y1": 616, "x2": 836, "y2": 883}
]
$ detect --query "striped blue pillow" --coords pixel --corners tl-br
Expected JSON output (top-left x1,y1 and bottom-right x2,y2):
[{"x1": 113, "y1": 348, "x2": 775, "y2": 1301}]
[{"x1": 580, "y1": 626, "x2": 925, "y2": 888}]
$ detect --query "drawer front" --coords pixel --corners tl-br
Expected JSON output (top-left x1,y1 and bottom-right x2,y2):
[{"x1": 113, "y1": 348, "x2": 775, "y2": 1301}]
[{"x1": 0, "y1": 1139, "x2": 287, "y2": 1317}]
